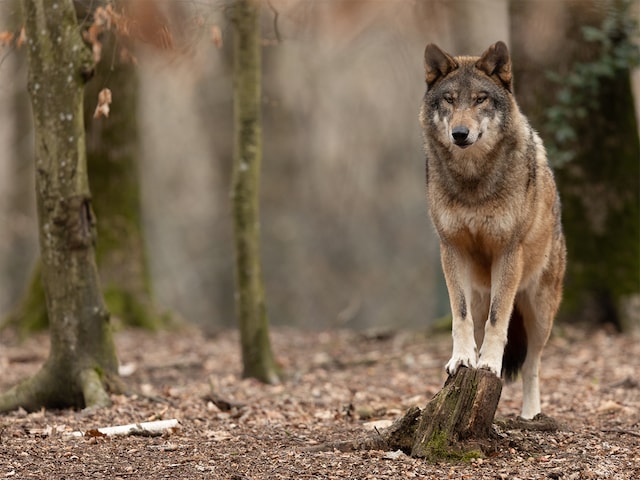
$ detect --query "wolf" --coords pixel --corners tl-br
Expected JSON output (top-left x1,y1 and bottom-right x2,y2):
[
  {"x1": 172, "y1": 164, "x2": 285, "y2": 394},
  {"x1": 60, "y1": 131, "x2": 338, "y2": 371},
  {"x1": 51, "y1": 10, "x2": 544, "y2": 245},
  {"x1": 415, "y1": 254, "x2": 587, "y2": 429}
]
[{"x1": 420, "y1": 41, "x2": 566, "y2": 419}]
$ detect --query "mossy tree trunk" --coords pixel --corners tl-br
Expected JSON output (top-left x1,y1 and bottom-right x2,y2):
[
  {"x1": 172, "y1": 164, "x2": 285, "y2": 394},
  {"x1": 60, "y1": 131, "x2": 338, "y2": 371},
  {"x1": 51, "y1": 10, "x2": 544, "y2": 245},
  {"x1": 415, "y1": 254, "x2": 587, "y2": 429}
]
[
  {"x1": 0, "y1": 0, "x2": 119, "y2": 412},
  {"x1": 510, "y1": 0, "x2": 640, "y2": 331},
  {"x1": 557, "y1": 68, "x2": 640, "y2": 331},
  {"x1": 4, "y1": 3, "x2": 164, "y2": 332},
  {"x1": 410, "y1": 368, "x2": 502, "y2": 460},
  {"x1": 84, "y1": 11, "x2": 161, "y2": 329},
  {"x1": 230, "y1": 0, "x2": 281, "y2": 384}
]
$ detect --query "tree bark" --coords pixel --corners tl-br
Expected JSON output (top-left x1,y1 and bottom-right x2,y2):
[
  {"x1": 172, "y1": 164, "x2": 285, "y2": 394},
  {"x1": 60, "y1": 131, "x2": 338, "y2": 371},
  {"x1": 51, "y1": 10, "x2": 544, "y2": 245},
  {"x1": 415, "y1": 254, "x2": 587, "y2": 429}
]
[
  {"x1": 510, "y1": 0, "x2": 640, "y2": 331},
  {"x1": 410, "y1": 368, "x2": 502, "y2": 460},
  {"x1": 230, "y1": 0, "x2": 281, "y2": 384},
  {"x1": 4, "y1": 3, "x2": 164, "y2": 332},
  {"x1": 84, "y1": 13, "x2": 162, "y2": 329},
  {"x1": 0, "y1": 0, "x2": 119, "y2": 412}
]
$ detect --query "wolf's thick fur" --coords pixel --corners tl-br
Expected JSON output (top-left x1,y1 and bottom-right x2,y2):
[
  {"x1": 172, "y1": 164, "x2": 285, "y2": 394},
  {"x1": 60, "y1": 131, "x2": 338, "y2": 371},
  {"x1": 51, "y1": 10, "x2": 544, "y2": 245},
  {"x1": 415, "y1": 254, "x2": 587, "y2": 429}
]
[{"x1": 420, "y1": 41, "x2": 566, "y2": 419}]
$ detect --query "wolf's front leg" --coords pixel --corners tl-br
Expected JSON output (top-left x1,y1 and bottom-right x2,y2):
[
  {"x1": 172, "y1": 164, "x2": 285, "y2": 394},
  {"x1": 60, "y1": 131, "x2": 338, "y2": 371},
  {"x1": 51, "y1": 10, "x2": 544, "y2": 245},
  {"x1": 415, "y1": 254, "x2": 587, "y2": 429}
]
[
  {"x1": 446, "y1": 313, "x2": 478, "y2": 375},
  {"x1": 478, "y1": 247, "x2": 524, "y2": 376},
  {"x1": 440, "y1": 245, "x2": 477, "y2": 375}
]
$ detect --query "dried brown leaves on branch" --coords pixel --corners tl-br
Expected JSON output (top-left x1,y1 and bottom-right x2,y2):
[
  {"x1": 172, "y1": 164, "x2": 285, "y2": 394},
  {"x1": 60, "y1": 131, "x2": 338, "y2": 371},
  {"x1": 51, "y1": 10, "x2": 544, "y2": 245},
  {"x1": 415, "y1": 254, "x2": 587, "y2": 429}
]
[
  {"x1": 0, "y1": 27, "x2": 26, "y2": 49},
  {"x1": 82, "y1": 1, "x2": 174, "y2": 65}
]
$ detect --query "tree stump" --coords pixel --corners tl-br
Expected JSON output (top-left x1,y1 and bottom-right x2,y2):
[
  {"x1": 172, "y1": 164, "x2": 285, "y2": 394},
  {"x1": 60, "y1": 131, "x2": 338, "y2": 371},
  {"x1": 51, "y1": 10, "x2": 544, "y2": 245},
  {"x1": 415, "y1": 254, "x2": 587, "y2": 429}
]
[
  {"x1": 308, "y1": 367, "x2": 503, "y2": 461},
  {"x1": 410, "y1": 367, "x2": 502, "y2": 460}
]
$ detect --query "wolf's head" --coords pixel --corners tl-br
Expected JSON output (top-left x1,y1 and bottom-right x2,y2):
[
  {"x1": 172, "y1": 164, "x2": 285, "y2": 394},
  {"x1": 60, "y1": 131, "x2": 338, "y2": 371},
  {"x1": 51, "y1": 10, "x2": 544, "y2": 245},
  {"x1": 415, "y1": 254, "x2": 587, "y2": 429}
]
[{"x1": 420, "y1": 42, "x2": 516, "y2": 164}]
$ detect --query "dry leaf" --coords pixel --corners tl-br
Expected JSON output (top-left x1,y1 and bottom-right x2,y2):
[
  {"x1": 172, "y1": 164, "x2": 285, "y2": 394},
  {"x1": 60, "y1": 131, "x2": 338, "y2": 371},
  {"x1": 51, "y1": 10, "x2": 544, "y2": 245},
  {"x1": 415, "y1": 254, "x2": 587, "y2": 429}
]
[
  {"x1": 596, "y1": 400, "x2": 624, "y2": 414},
  {"x1": 0, "y1": 31, "x2": 14, "y2": 47},
  {"x1": 124, "y1": 0, "x2": 173, "y2": 49},
  {"x1": 93, "y1": 88, "x2": 112, "y2": 119},
  {"x1": 83, "y1": 6, "x2": 113, "y2": 64},
  {"x1": 94, "y1": 6, "x2": 112, "y2": 30},
  {"x1": 205, "y1": 429, "x2": 233, "y2": 441},
  {"x1": 16, "y1": 27, "x2": 26, "y2": 48},
  {"x1": 211, "y1": 25, "x2": 223, "y2": 48},
  {"x1": 0, "y1": 27, "x2": 26, "y2": 49}
]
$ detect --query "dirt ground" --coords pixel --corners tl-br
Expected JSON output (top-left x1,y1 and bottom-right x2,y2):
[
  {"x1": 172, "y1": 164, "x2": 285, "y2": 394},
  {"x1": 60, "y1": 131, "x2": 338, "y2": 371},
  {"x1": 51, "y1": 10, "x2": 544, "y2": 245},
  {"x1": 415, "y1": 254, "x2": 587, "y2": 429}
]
[{"x1": 0, "y1": 324, "x2": 638, "y2": 479}]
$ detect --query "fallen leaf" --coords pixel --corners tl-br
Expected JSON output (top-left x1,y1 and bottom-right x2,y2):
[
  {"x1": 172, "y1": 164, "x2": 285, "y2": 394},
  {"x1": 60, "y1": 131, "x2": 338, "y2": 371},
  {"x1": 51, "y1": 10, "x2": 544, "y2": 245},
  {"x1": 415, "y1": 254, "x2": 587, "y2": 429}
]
[
  {"x1": 596, "y1": 400, "x2": 624, "y2": 414},
  {"x1": 206, "y1": 429, "x2": 233, "y2": 441},
  {"x1": 93, "y1": 88, "x2": 112, "y2": 119},
  {"x1": 362, "y1": 419, "x2": 393, "y2": 431},
  {"x1": 382, "y1": 449, "x2": 406, "y2": 460}
]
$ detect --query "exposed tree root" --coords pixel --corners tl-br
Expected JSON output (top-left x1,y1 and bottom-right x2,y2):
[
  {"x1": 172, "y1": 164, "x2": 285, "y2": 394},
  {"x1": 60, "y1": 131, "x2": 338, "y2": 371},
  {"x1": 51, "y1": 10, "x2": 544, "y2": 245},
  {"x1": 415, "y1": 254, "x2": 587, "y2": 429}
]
[
  {"x1": 0, "y1": 363, "x2": 120, "y2": 413},
  {"x1": 495, "y1": 413, "x2": 564, "y2": 432}
]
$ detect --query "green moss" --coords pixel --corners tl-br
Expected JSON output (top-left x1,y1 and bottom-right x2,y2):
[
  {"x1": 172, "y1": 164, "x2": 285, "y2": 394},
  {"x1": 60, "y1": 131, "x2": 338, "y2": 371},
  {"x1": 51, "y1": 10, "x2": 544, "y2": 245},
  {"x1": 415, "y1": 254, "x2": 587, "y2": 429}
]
[
  {"x1": 420, "y1": 430, "x2": 483, "y2": 463},
  {"x1": 103, "y1": 287, "x2": 161, "y2": 330}
]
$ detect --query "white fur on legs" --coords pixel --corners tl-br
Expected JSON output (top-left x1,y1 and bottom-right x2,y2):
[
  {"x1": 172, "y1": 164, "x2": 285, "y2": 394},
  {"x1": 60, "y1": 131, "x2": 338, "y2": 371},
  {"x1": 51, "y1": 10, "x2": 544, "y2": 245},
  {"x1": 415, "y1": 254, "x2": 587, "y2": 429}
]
[
  {"x1": 477, "y1": 330, "x2": 506, "y2": 377},
  {"x1": 446, "y1": 316, "x2": 477, "y2": 375},
  {"x1": 520, "y1": 349, "x2": 543, "y2": 419}
]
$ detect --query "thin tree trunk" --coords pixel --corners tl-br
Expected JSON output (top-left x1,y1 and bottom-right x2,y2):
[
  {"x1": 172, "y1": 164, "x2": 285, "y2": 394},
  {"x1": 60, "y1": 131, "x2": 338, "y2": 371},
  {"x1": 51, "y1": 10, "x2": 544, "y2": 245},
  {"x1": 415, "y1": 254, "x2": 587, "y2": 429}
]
[
  {"x1": 0, "y1": 0, "x2": 119, "y2": 412},
  {"x1": 230, "y1": 0, "x2": 281, "y2": 384}
]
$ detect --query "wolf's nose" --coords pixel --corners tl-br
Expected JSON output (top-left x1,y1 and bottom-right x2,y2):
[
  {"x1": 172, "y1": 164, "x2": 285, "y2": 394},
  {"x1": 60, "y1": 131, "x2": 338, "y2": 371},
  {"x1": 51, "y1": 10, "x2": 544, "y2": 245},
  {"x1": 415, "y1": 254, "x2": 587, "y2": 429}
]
[{"x1": 452, "y1": 126, "x2": 470, "y2": 143}]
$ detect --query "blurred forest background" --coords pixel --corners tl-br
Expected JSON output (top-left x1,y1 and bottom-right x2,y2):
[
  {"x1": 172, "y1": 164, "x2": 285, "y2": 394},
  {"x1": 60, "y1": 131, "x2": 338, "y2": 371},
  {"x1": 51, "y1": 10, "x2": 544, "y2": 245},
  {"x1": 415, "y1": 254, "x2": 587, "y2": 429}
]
[{"x1": 0, "y1": 0, "x2": 638, "y2": 333}]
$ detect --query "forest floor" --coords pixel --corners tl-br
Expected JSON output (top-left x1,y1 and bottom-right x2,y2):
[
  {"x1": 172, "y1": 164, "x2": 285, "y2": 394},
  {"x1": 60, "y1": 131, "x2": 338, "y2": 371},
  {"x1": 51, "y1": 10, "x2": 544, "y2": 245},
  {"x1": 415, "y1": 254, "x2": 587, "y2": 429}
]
[{"x1": 0, "y1": 324, "x2": 639, "y2": 479}]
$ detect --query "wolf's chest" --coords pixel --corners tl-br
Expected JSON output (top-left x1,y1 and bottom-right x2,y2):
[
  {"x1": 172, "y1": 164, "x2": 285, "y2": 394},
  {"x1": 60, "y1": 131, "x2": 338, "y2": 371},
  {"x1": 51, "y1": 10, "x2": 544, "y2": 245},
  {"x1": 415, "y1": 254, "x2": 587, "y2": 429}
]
[
  {"x1": 433, "y1": 206, "x2": 518, "y2": 251},
  {"x1": 438, "y1": 206, "x2": 516, "y2": 239}
]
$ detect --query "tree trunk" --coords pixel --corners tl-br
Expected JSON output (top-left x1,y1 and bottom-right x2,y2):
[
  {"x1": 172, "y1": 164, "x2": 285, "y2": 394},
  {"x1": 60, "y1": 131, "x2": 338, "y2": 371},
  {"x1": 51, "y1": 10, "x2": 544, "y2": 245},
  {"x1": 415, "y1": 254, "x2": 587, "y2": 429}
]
[
  {"x1": 510, "y1": 0, "x2": 640, "y2": 331},
  {"x1": 557, "y1": 65, "x2": 640, "y2": 331},
  {"x1": 4, "y1": 3, "x2": 164, "y2": 332},
  {"x1": 0, "y1": 0, "x2": 119, "y2": 412},
  {"x1": 84, "y1": 14, "x2": 162, "y2": 329},
  {"x1": 230, "y1": 0, "x2": 281, "y2": 384}
]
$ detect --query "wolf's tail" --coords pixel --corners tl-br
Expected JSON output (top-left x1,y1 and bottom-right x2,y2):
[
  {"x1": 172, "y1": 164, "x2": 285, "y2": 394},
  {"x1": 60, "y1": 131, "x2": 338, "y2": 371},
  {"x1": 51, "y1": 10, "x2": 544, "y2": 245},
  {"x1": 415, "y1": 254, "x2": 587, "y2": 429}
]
[{"x1": 502, "y1": 305, "x2": 527, "y2": 382}]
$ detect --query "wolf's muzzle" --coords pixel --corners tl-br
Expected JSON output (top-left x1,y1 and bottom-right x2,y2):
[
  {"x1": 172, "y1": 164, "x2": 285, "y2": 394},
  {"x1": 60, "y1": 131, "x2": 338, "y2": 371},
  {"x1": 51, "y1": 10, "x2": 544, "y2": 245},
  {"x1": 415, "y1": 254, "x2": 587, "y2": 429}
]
[{"x1": 451, "y1": 125, "x2": 471, "y2": 147}]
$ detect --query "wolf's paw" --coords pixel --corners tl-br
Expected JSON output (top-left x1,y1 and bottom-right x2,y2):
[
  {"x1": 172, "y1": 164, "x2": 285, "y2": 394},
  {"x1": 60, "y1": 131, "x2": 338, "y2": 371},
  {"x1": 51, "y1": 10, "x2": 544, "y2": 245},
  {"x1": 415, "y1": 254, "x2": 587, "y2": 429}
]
[
  {"x1": 477, "y1": 358, "x2": 502, "y2": 377},
  {"x1": 445, "y1": 355, "x2": 477, "y2": 375},
  {"x1": 478, "y1": 338, "x2": 505, "y2": 377}
]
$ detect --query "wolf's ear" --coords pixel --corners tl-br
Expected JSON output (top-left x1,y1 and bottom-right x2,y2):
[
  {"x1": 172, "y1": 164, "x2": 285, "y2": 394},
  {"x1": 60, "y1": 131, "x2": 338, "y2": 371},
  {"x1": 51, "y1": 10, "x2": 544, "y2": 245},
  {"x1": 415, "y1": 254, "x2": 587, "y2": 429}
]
[
  {"x1": 424, "y1": 44, "x2": 457, "y2": 89},
  {"x1": 476, "y1": 41, "x2": 512, "y2": 92}
]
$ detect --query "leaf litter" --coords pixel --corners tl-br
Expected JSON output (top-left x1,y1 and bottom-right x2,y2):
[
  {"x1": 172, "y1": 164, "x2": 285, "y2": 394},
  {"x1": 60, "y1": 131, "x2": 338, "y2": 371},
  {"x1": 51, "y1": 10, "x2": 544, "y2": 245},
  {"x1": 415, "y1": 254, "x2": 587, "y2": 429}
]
[{"x1": 0, "y1": 325, "x2": 638, "y2": 479}]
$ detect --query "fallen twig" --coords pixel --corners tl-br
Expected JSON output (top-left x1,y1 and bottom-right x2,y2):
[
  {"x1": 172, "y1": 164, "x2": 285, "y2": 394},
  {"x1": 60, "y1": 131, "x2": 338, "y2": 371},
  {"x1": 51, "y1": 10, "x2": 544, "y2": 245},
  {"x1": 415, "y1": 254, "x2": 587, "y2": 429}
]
[{"x1": 68, "y1": 419, "x2": 180, "y2": 437}]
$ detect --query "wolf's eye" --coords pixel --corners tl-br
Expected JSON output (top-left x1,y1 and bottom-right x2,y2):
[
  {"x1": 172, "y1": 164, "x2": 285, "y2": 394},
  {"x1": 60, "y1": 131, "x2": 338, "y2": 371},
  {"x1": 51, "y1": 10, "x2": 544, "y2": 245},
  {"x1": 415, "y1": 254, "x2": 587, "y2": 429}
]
[
  {"x1": 476, "y1": 95, "x2": 488, "y2": 105},
  {"x1": 443, "y1": 94, "x2": 454, "y2": 104}
]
